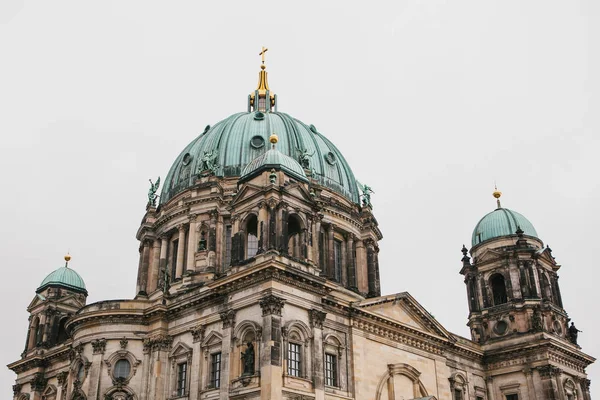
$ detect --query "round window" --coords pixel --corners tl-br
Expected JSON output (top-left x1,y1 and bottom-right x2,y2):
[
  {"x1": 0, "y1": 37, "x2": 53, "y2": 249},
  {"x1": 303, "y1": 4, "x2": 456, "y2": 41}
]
[
  {"x1": 553, "y1": 320, "x2": 563, "y2": 335},
  {"x1": 250, "y1": 135, "x2": 265, "y2": 149},
  {"x1": 325, "y1": 152, "x2": 337, "y2": 165},
  {"x1": 254, "y1": 111, "x2": 265, "y2": 120},
  {"x1": 494, "y1": 320, "x2": 508, "y2": 335},
  {"x1": 182, "y1": 153, "x2": 193, "y2": 166},
  {"x1": 114, "y1": 359, "x2": 131, "y2": 379}
]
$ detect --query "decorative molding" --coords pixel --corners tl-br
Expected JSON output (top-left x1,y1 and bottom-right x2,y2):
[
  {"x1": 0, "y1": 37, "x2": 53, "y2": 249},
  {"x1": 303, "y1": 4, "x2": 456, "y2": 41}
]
[
  {"x1": 142, "y1": 334, "x2": 173, "y2": 353},
  {"x1": 220, "y1": 309, "x2": 236, "y2": 329},
  {"x1": 537, "y1": 365, "x2": 562, "y2": 379},
  {"x1": 190, "y1": 324, "x2": 205, "y2": 343},
  {"x1": 91, "y1": 338, "x2": 107, "y2": 355},
  {"x1": 259, "y1": 294, "x2": 286, "y2": 317},
  {"x1": 309, "y1": 309, "x2": 327, "y2": 329},
  {"x1": 30, "y1": 372, "x2": 47, "y2": 392},
  {"x1": 120, "y1": 338, "x2": 128, "y2": 349},
  {"x1": 12, "y1": 384, "x2": 22, "y2": 396}
]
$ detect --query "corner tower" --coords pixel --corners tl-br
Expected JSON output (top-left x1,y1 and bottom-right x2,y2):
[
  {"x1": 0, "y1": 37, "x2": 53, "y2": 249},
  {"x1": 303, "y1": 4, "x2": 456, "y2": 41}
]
[{"x1": 461, "y1": 190, "x2": 593, "y2": 398}]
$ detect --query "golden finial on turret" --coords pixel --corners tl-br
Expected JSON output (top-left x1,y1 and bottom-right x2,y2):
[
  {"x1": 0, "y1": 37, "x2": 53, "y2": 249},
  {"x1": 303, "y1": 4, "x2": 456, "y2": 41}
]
[
  {"x1": 493, "y1": 185, "x2": 502, "y2": 209},
  {"x1": 269, "y1": 133, "x2": 278, "y2": 146},
  {"x1": 64, "y1": 253, "x2": 71, "y2": 267}
]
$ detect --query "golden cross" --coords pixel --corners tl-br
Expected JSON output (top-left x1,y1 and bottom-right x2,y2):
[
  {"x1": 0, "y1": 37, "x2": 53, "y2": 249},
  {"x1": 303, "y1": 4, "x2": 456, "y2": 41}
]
[{"x1": 259, "y1": 46, "x2": 269, "y2": 64}]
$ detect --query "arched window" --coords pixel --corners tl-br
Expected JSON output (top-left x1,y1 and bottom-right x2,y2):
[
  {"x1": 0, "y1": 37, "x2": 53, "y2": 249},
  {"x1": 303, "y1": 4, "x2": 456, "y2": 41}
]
[
  {"x1": 490, "y1": 273, "x2": 508, "y2": 305},
  {"x1": 114, "y1": 359, "x2": 131, "y2": 379},
  {"x1": 246, "y1": 215, "x2": 258, "y2": 258},
  {"x1": 57, "y1": 317, "x2": 69, "y2": 344},
  {"x1": 287, "y1": 215, "x2": 302, "y2": 258}
]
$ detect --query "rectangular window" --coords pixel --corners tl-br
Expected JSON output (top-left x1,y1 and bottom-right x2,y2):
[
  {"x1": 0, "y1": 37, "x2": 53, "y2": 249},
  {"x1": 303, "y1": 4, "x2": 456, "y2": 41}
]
[
  {"x1": 287, "y1": 342, "x2": 301, "y2": 377},
  {"x1": 454, "y1": 389, "x2": 463, "y2": 400},
  {"x1": 333, "y1": 240, "x2": 342, "y2": 282},
  {"x1": 210, "y1": 352, "x2": 221, "y2": 389},
  {"x1": 476, "y1": 397, "x2": 484, "y2": 400},
  {"x1": 224, "y1": 225, "x2": 232, "y2": 268},
  {"x1": 325, "y1": 353, "x2": 338, "y2": 387},
  {"x1": 506, "y1": 395, "x2": 518, "y2": 400},
  {"x1": 176, "y1": 362, "x2": 187, "y2": 396}
]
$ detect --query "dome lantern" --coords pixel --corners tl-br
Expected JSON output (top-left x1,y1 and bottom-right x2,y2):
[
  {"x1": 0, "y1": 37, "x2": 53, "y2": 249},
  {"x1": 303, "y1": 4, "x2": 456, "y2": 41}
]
[{"x1": 248, "y1": 47, "x2": 277, "y2": 113}]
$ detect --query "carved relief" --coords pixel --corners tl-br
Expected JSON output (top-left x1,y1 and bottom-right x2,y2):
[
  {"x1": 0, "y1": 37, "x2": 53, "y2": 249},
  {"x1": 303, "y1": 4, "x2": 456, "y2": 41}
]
[
  {"x1": 308, "y1": 309, "x2": 326, "y2": 329},
  {"x1": 259, "y1": 294, "x2": 285, "y2": 316},
  {"x1": 220, "y1": 309, "x2": 237, "y2": 329},
  {"x1": 91, "y1": 338, "x2": 107, "y2": 355}
]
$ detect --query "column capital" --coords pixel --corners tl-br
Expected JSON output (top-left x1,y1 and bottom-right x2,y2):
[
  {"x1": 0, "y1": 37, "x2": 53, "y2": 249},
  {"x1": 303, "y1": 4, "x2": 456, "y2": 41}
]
[
  {"x1": 309, "y1": 309, "x2": 327, "y2": 329},
  {"x1": 220, "y1": 309, "x2": 237, "y2": 329},
  {"x1": 190, "y1": 324, "x2": 205, "y2": 343},
  {"x1": 91, "y1": 338, "x2": 106, "y2": 355},
  {"x1": 188, "y1": 213, "x2": 198, "y2": 222},
  {"x1": 178, "y1": 223, "x2": 186, "y2": 231},
  {"x1": 259, "y1": 294, "x2": 286, "y2": 317}
]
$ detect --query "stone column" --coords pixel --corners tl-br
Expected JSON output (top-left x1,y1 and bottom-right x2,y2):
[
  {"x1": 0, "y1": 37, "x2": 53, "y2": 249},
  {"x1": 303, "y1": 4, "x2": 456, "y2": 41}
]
[
  {"x1": 139, "y1": 239, "x2": 151, "y2": 294},
  {"x1": 366, "y1": 240, "x2": 377, "y2": 297},
  {"x1": 259, "y1": 294, "x2": 285, "y2": 400},
  {"x1": 309, "y1": 309, "x2": 327, "y2": 400},
  {"x1": 313, "y1": 214, "x2": 323, "y2": 269},
  {"x1": 87, "y1": 338, "x2": 106, "y2": 400},
  {"x1": 524, "y1": 369, "x2": 537, "y2": 400},
  {"x1": 159, "y1": 236, "x2": 168, "y2": 285},
  {"x1": 186, "y1": 214, "x2": 198, "y2": 273},
  {"x1": 219, "y1": 310, "x2": 236, "y2": 400},
  {"x1": 148, "y1": 239, "x2": 161, "y2": 293},
  {"x1": 140, "y1": 340, "x2": 151, "y2": 400},
  {"x1": 355, "y1": 240, "x2": 367, "y2": 294},
  {"x1": 346, "y1": 235, "x2": 356, "y2": 290},
  {"x1": 146, "y1": 335, "x2": 173, "y2": 400},
  {"x1": 581, "y1": 379, "x2": 592, "y2": 400},
  {"x1": 216, "y1": 214, "x2": 224, "y2": 269},
  {"x1": 268, "y1": 201, "x2": 277, "y2": 250},
  {"x1": 56, "y1": 371, "x2": 68, "y2": 400},
  {"x1": 189, "y1": 325, "x2": 205, "y2": 400},
  {"x1": 39, "y1": 312, "x2": 49, "y2": 344},
  {"x1": 485, "y1": 376, "x2": 495, "y2": 400},
  {"x1": 341, "y1": 237, "x2": 348, "y2": 286},
  {"x1": 327, "y1": 224, "x2": 335, "y2": 279},
  {"x1": 176, "y1": 224, "x2": 186, "y2": 279}
]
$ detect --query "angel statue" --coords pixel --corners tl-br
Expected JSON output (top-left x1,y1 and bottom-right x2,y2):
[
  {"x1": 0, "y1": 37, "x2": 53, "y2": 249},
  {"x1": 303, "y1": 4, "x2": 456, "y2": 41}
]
[
  {"x1": 148, "y1": 177, "x2": 160, "y2": 207},
  {"x1": 296, "y1": 147, "x2": 315, "y2": 169},
  {"x1": 357, "y1": 181, "x2": 374, "y2": 207},
  {"x1": 199, "y1": 150, "x2": 218, "y2": 174}
]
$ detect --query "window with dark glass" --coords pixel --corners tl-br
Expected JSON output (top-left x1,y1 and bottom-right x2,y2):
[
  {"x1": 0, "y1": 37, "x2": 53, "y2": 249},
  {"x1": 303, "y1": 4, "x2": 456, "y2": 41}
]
[
  {"x1": 114, "y1": 359, "x2": 131, "y2": 379},
  {"x1": 333, "y1": 240, "x2": 342, "y2": 282},
  {"x1": 505, "y1": 395, "x2": 518, "y2": 400},
  {"x1": 454, "y1": 389, "x2": 463, "y2": 400},
  {"x1": 77, "y1": 364, "x2": 85, "y2": 382},
  {"x1": 325, "y1": 353, "x2": 338, "y2": 387},
  {"x1": 490, "y1": 273, "x2": 507, "y2": 305},
  {"x1": 476, "y1": 397, "x2": 484, "y2": 400},
  {"x1": 210, "y1": 352, "x2": 221, "y2": 388},
  {"x1": 247, "y1": 216, "x2": 258, "y2": 258},
  {"x1": 287, "y1": 342, "x2": 301, "y2": 377},
  {"x1": 176, "y1": 362, "x2": 187, "y2": 396}
]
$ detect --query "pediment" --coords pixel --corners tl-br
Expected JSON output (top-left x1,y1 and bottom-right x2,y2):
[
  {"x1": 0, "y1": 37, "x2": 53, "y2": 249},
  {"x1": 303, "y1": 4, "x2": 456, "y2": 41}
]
[
  {"x1": 202, "y1": 331, "x2": 223, "y2": 347},
  {"x1": 169, "y1": 341, "x2": 192, "y2": 357},
  {"x1": 356, "y1": 292, "x2": 454, "y2": 340},
  {"x1": 282, "y1": 183, "x2": 314, "y2": 203},
  {"x1": 475, "y1": 248, "x2": 503, "y2": 264},
  {"x1": 230, "y1": 184, "x2": 262, "y2": 206},
  {"x1": 536, "y1": 247, "x2": 557, "y2": 266}
]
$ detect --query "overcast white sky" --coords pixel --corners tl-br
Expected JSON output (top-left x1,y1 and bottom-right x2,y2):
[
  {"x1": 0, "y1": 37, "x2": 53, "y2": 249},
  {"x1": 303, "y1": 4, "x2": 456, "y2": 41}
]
[{"x1": 1, "y1": 1, "x2": 598, "y2": 398}]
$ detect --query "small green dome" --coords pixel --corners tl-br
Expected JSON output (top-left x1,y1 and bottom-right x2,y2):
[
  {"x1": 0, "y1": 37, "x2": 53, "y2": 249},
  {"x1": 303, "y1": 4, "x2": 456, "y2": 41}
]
[
  {"x1": 240, "y1": 145, "x2": 308, "y2": 183},
  {"x1": 160, "y1": 111, "x2": 360, "y2": 204},
  {"x1": 472, "y1": 208, "x2": 538, "y2": 247},
  {"x1": 37, "y1": 267, "x2": 87, "y2": 294}
]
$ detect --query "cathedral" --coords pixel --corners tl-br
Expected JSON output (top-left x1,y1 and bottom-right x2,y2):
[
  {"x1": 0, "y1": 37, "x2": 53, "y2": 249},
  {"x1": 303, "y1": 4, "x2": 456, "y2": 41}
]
[{"x1": 8, "y1": 52, "x2": 595, "y2": 400}]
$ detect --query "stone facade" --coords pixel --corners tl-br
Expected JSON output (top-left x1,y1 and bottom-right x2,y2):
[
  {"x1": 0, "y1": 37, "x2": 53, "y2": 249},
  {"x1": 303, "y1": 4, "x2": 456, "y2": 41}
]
[{"x1": 8, "y1": 68, "x2": 594, "y2": 400}]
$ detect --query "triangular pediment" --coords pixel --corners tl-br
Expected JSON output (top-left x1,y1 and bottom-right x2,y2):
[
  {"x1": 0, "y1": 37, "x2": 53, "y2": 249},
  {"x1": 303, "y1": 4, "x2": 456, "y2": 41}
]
[
  {"x1": 283, "y1": 183, "x2": 314, "y2": 203},
  {"x1": 169, "y1": 341, "x2": 192, "y2": 357},
  {"x1": 475, "y1": 248, "x2": 503, "y2": 264},
  {"x1": 536, "y1": 247, "x2": 558, "y2": 266},
  {"x1": 355, "y1": 292, "x2": 454, "y2": 340},
  {"x1": 202, "y1": 331, "x2": 223, "y2": 347},
  {"x1": 230, "y1": 184, "x2": 262, "y2": 207}
]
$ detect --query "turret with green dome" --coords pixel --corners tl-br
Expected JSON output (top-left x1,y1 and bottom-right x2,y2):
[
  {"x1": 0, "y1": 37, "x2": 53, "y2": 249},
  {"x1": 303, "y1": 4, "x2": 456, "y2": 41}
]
[{"x1": 37, "y1": 254, "x2": 87, "y2": 295}]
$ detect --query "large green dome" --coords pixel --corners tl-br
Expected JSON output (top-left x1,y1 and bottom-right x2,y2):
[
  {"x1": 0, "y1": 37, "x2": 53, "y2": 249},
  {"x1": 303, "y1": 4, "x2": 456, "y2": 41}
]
[
  {"x1": 37, "y1": 266, "x2": 87, "y2": 294},
  {"x1": 160, "y1": 111, "x2": 360, "y2": 204},
  {"x1": 472, "y1": 208, "x2": 538, "y2": 247}
]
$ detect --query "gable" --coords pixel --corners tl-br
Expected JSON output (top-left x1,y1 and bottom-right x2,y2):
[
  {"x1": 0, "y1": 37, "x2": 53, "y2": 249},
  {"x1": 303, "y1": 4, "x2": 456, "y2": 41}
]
[{"x1": 356, "y1": 293, "x2": 453, "y2": 340}]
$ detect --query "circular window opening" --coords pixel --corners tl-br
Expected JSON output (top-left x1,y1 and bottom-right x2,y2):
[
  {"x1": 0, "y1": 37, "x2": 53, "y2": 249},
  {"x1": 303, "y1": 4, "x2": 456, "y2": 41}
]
[
  {"x1": 325, "y1": 152, "x2": 337, "y2": 165},
  {"x1": 494, "y1": 320, "x2": 508, "y2": 336},
  {"x1": 250, "y1": 136, "x2": 265, "y2": 149},
  {"x1": 309, "y1": 124, "x2": 318, "y2": 134},
  {"x1": 553, "y1": 320, "x2": 563, "y2": 335},
  {"x1": 182, "y1": 153, "x2": 193, "y2": 166},
  {"x1": 114, "y1": 359, "x2": 131, "y2": 379},
  {"x1": 254, "y1": 111, "x2": 265, "y2": 120}
]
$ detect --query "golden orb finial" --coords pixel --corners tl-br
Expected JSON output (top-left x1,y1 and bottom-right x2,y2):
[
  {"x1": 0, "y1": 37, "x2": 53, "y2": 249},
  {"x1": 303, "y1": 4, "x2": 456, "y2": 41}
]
[
  {"x1": 269, "y1": 133, "x2": 278, "y2": 144},
  {"x1": 64, "y1": 253, "x2": 71, "y2": 267},
  {"x1": 493, "y1": 185, "x2": 502, "y2": 208}
]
